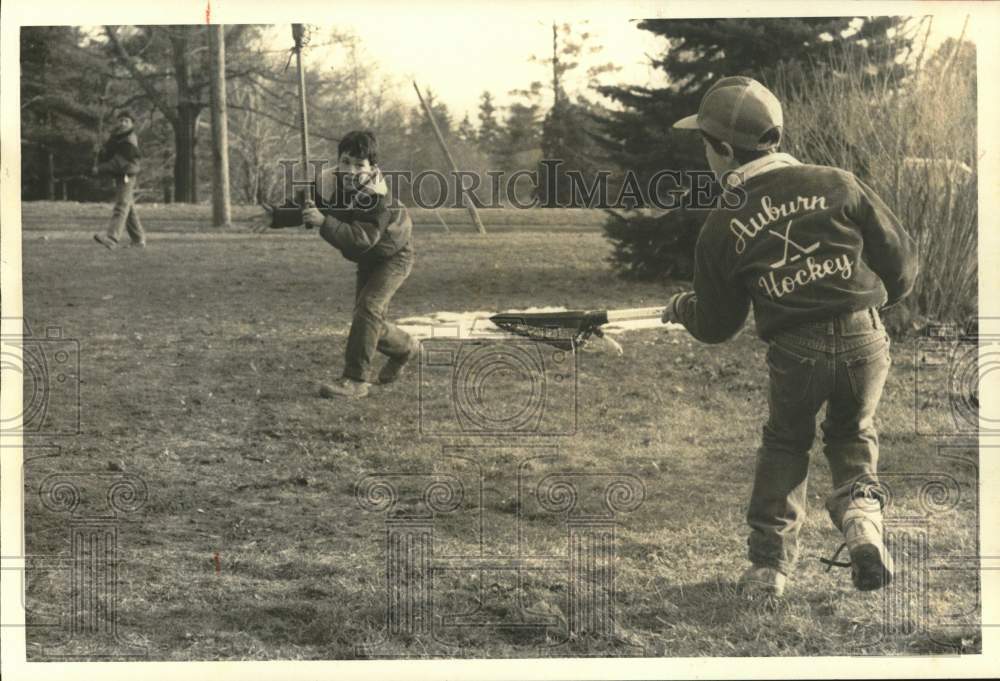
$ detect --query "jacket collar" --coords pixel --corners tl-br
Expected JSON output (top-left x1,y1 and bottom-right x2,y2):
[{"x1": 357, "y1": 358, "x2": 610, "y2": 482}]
[
  {"x1": 342, "y1": 168, "x2": 387, "y2": 197},
  {"x1": 365, "y1": 168, "x2": 388, "y2": 196},
  {"x1": 724, "y1": 152, "x2": 801, "y2": 189}
]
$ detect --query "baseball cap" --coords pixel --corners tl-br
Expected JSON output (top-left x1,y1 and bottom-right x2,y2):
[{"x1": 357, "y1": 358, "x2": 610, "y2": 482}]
[{"x1": 673, "y1": 76, "x2": 783, "y2": 150}]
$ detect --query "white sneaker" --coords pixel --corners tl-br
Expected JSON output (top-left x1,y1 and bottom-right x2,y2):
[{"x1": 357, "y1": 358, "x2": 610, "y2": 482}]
[{"x1": 842, "y1": 497, "x2": 894, "y2": 591}]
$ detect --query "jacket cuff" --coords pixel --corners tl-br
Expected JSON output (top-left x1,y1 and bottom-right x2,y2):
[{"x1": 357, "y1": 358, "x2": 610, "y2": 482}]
[{"x1": 671, "y1": 292, "x2": 690, "y2": 319}]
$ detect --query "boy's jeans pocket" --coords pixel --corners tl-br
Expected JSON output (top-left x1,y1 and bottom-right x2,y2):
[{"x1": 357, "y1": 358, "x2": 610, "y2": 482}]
[
  {"x1": 845, "y1": 338, "x2": 891, "y2": 408},
  {"x1": 766, "y1": 339, "x2": 818, "y2": 409}
]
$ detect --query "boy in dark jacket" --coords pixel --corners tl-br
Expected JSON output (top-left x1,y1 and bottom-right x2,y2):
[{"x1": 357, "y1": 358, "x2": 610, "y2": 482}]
[
  {"x1": 664, "y1": 77, "x2": 917, "y2": 598},
  {"x1": 302, "y1": 131, "x2": 416, "y2": 399},
  {"x1": 93, "y1": 110, "x2": 145, "y2": 250}
]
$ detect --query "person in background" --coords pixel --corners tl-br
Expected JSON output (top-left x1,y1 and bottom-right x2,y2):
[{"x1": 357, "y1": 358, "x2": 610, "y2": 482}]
[{"x1": 93, "y1": 110, "x2": 145, "y2": 250}]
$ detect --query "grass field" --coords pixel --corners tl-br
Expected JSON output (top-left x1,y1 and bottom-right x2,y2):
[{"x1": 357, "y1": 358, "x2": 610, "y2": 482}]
[
  {"x1": 20, "y1": 201, "x2": 609, "y2": 231},
  {"x1": 18, "y1": 210, "x2": 981, "y2": 660}
]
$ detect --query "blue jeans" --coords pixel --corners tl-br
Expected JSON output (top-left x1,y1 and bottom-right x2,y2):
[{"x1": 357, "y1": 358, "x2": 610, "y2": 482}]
[
  {"x1": 748, "y1": 308, "x2": 891, "y2": 574},
  {"x1": 105, "y1": 176, "x2": 145, "y2": 244},
  {"x1": 342, "y1": 247, "x2": 414, "y2": 382}
]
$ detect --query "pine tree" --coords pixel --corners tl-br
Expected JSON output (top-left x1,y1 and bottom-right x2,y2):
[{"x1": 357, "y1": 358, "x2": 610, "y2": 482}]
[
  {"x1": 495, "y1": 86, "x2": 542, "y2": 174},
  {"x1": 476, "y1": 91, "x2": 503, "y2": 156},
  {"x1": 595, "y1": 17, "x2": 909, "y2": 181},
  {"x1": 534, "y1": 21, "x2": 621, "y2": 207},
  {"x1": 595, "y1": 17, "x2": 912, "y2": 281},
  {"x1": 20, "y1": 27, "x2": 115, "y2": 200},
  {"x1": 456, "y1": 113, "x2": 477, "y2": 144}
]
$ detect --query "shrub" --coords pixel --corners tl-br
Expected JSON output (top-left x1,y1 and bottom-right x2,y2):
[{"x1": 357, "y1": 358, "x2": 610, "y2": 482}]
[{"x1": 768, "y1": 36, "x2": 977, "y2": 332}]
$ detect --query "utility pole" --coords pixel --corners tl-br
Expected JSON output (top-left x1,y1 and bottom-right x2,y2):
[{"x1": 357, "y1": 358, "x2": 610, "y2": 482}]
[{"x1": 208, "y1": 23, "x2": 231, "y2": 227}]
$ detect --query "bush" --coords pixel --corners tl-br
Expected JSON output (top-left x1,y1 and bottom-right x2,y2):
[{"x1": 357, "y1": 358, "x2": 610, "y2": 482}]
[{"x1": 768, "y1": 37, "x2": 978, "y2": 333}]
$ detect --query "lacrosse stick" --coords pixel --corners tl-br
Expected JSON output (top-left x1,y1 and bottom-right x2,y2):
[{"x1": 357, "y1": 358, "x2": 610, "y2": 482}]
[
  {"x1": 489, "y1": 307, "x2": 667, "y2": 354},
  {"x1": 264, "y1": 24, "x2": 316, "y2": 229}
]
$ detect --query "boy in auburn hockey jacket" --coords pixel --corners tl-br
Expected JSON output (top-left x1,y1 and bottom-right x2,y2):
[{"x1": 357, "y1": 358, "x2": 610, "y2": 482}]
[
  {"x1": 663, "y1": 77, "x2": 917, "y2": 598},
  {"x1": 93, "y1": 110, "x2": 146, "y2": 250},
  {"x1": 302, "y1": 131, "x2": 416, "y2": 399}
]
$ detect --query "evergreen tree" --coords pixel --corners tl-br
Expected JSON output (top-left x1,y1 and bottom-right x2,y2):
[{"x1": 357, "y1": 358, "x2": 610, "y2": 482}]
[
  {"x1": 594, "y1": 17, "x2": 909, "y2": 181},
  {"x1": 533, "y1": 21, "x2": 620, "y2": 206},
  {"x1": 456, "y1": 113, "x2": 477, "y2": 144},
  {"x1": 20, "y1": 27, "x2": 116, "y2": 200},
  {"x1": 595, "y1": 17, "x2": 912, "y2": 281},
  {"x1": 406, "y1": 88, "x2": 455, "y2": 205},
  {"x1": 476, "y1": 90, "x2": 503, "y2": 156},
  {"x1": 495, "y1": 97, "x2": 542, "y2": 174}
]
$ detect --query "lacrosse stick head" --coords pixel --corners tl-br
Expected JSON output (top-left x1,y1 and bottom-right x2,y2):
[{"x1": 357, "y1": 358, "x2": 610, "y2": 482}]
[
  {"x1": 489, "y1": 310, "x2": 610, "y2": 350},
  {"x1": 263, "y1": 182, "x2": 321, "y2": 229}
]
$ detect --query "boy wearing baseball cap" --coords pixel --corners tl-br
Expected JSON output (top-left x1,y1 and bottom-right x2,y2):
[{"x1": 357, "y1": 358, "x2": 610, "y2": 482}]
[{"x1": 663, "y1": 76, "x2": 917, "y2": 598}]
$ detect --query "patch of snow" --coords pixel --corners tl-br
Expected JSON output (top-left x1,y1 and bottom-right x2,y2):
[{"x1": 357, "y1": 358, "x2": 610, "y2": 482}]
[{"x1": 396, "y1": 307, "x2": 683, "y2": 341}]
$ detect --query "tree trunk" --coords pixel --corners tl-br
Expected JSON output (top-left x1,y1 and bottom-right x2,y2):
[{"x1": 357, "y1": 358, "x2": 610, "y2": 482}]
[
  {"x1": 44, "y1": 149, "x2": 55, "y2": 200},
  {"x1": 208, "y1": 24, "x2": 231, "y2": 226},
  {"x1": 191, "y1": 111, "x2": 199, "y2": 203},
  {"x1": 170, "y1": 28, "x2": 202, "y2": 203},
  {"x1": 173, "y1": 112, "x2": 194, "y2": 202}
]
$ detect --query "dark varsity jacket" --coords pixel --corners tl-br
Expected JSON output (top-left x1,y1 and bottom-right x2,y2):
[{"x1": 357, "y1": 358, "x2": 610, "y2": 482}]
[
  {"x1": 318, "y1": 169, "x2": 412, "y2": 263},
  {"x1": 96, "y1": 130, "x2": 141, "y2": 177},
  {"x1": 672, "y1": 154, "x2": 917, "y2": 343}
]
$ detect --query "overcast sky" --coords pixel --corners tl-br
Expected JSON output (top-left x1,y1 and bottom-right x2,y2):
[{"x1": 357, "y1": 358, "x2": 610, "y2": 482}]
[
  {"x1": 261, "y1": 8, "x2": 671, "y2": 120},
  {"x1": 257, "y1": 6, "x2": 976, "y2": 121},
  {"x1": 66, "y1": 3, "x2": 980, "y2": 123}
]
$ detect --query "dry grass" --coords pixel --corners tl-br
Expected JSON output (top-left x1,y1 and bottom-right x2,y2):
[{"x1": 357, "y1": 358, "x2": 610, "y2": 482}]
[
  {"x1": 19, "y1": 226, "x2": 980, "y2": 660},
  {"x1": 20, "y1": 201, "x2": 607, "y2": 230},
  {"x1": 768, "y1": 33, "x2": 978, "y2": 329}
]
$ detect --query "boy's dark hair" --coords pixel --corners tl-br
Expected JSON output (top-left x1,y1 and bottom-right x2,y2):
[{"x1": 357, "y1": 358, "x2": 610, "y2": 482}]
[
  {"x1": 701, "y1": 128, "x2": 780, "y2": 165},
  {"x1": 115, "y1": 109, "x2": 134, "y2": 122},
  {"x1": 338, "y1": 130, "x2": 378, "y2": 165}
]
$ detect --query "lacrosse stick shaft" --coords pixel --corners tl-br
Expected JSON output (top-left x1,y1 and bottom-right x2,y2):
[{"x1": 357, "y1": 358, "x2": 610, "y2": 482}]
[
  {"x1": 605, "y1": 307, "x2": 667, "y2": 323},
  {"x1": 292, "y1": 24, "x2": 311, "y2": 200}
]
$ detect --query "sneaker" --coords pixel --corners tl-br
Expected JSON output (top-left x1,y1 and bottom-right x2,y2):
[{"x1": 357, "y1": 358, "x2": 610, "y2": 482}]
[
  {"x1": 319, "y1": 378, "x2": 370, "y2": 399},
  {"x1": 737, "y1": 565, "x2": 786, "y2": 599},
  {"x1": 842, "y1": 497, "x2": 894, "y2": 591},
  {"x1": 124, "y1": 240, "x2": 146, "y2": 249},
  {"x1": 378, "y1": 338, "x2": 419, "y2": 385},
  {"x1": 93, "y1": 234, "x2": 117, "y2": 250}
]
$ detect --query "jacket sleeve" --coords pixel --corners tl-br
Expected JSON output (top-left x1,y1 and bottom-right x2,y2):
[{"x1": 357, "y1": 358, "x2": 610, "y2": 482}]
[
  {"x1": 117, "y1": 136, "x2": 141, "y2": 175},
  {"x1": 98, "y1": 136, "x2": 141, "y2": 176},
  {"x1": 318, "y1": 215, "x2": 382, "y2": 255},
  {"x1": 846, "y1": 177, "x2": 918, "y2": 307},
  {"x1": 673, "y1": 225, "x2": 751, "y2": 344}
]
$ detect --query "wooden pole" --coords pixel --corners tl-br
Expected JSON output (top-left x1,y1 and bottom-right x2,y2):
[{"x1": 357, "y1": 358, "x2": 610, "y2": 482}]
[
  {"x1": 208, "y1": 24, "x2": 231, "y2": 227},
  {"x1": 413, "y1": 81, "x2": 487, "y2": 234},
  {"x1": 433, "y1": 208, "x2": 451, "y2": 233}
]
